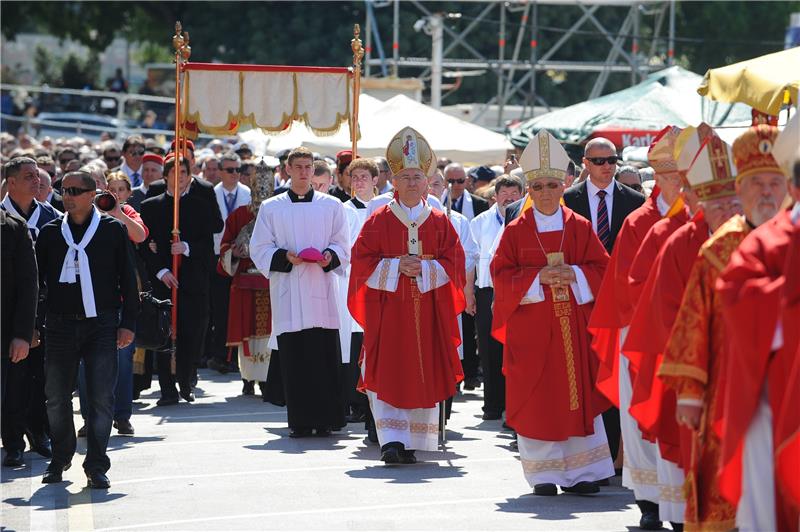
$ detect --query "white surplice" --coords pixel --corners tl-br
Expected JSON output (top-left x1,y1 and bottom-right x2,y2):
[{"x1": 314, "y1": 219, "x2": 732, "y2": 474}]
[{"x1": 249, "y1": 191, "x2": 350, "y2": 350}]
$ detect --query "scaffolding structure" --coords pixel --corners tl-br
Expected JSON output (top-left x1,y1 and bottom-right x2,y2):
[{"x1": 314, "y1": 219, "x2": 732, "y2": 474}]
[{"x1": 363, "y1": 0, "x2": 677, "y2": 128}]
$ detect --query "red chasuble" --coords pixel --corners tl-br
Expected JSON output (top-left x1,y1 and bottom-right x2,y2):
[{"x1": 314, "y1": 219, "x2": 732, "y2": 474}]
[
  {"x1": 589, "y1": 194, "x2": 664, "y2": 406},
  {"x1": 491, "y1": 207, "x2": 610, "y2": 441},
  {"x1": 715, "y1": 208, "x2": 798, "y2": 527},
  {"x1": 776, "y1": 225, "x2": 800, "y2": 511},
  {"x1": 623, "y1": 212, "x2": 708, "y2": 468},
  {"x1": 217, "y1": 206, "x2": 271, "y2": 356},
  {"x1": 348, "y1": 204, "x2": 465, "y2": 410}
]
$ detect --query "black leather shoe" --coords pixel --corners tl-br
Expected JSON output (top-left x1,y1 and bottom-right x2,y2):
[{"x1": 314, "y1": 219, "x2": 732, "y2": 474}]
[
  {"x1": 86, "y1": 471, "x2": 110, "y2": 489},
  {"x1": 400, "y1": 450, "x2": 417, "y2": 464},
  {"x1": 367, "y1": 424, "x2": 379, "y2": 444},
  {"x1": 207, "y1": 358, "x2": 230, "y2": 374},
  {"x1": 3, "y1": 449, "x2": 24, "y2": 467},
  {"x1": 26, "y1": 431, "x2": 53, "y2": 458},
  {"x1": 533, "y1": 483, "x2": 557, "y2": 496},
  {"x1": 157, "y1": 395, "x2": 179, "y2": 406},
  {"x1": 561, "y1": 481, "x2": 600, "y2": 495},
  {"x1": 670, "y1": 522, "x2": 683, "y2": 532},
  {"x1": 77, "y1": 425, "x2": 87, "y2": 437},
  {"x1": 42, "y1": 462, "x2": 71, "y2": 484},
  {"x1": 380, "y1": 445, "x2": 401, "y2": 464},
  {"x1": 314, "y1": 428, "x2": 331, "y2": 437},
  {"x1": 463, "y1": 377, "x2": 480, "y2": 391},
  {"x1": 481, "y1": 411, "x2": 502, "y2": 421},
  {"x1": 637, "y1": 500, "x2": 663, "y2": 531},
  {"x1": 114, "y1": 419, "x2": 135, "y2": 435},
  {"x1": 289, "y1": 428, "x2": 312, "y2": 438},
  {"x1": 179, "y1": 389, "x2": 195, "y2": 403},
  {"x1": 242, "y1": 380, "x2": 255, "y2": 395}
]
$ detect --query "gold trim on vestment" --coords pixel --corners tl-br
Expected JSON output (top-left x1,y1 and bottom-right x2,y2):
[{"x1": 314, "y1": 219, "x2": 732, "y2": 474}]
[
  {"x1": 378, "y1": 259, "x2": 391, "y2": 291},
  {"x1": 554, "y1": 301, "x2": 580, "y2": 411},
  {"x1": 521, "y1": 443, "x2": 610, "y2": 473}
]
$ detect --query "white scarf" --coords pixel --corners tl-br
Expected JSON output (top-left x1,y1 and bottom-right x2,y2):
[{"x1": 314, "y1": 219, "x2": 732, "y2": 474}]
[
  {"x1": 59, "y1": 207, "x2": 101, "y2": 318},
  {"x1": 2, "y1": 195, "x2": 41, "y2": 238}
]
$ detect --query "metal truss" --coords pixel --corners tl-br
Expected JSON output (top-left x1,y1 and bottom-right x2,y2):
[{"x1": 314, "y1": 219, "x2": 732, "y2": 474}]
[{"x1": 363, "y1": 0, "x2": 677, "y2": 128}]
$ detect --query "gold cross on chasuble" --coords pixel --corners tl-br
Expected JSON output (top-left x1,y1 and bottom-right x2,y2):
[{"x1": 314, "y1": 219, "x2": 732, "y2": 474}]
[{"x1": 547, "y1": 252, "x2": 570, "y2": 302}]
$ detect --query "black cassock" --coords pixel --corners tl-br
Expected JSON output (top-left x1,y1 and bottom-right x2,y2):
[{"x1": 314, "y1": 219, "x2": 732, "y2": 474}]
[{"x1": 139, "y1": 179, "x2": 223, "y2": 397}]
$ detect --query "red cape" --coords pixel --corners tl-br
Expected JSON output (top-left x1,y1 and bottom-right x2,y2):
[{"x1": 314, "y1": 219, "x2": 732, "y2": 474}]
[
  {"x1": 623, "y1": 212, "x2": 708, "y2": 467},
  {"x1": 348, "y1": 204, "x2": 465, "y2": 409},
  {"x1": 588, "y1": 194, "x2": 664, "y2": 406},
  {"x1": 491, "y1": 207, "x2": 611, "y2": 440},
  {"x1": 716, "y1": 208, "x2": 797, "y2": 520}
]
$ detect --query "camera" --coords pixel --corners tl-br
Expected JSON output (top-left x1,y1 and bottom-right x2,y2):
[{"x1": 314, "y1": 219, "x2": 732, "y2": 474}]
[{"x1": 94, "y1": 190, "x2": 117, "y2": 212}]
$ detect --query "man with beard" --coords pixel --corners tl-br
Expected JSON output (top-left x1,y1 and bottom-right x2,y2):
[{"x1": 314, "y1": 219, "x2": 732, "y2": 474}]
[{"x1": 659, "y1": 125, "x2": 787, "y2": 531}]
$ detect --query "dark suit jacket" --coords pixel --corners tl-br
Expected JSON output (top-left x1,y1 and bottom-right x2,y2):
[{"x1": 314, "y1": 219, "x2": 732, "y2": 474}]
[
  {"x1": 48, "y1": 191, "x2": 64, "y2": 213},
  {"x1": 450, "y1": 192, "x2": 489, "y2": 219},
  {"x1": 146, "y1": 176, "x2": 216, "y2": 204},
  {"x1": 1, "y1": 211, "x2": 38, "y2": 350},
  {"x1": 138, "y1": 185, "x2": 224, "y2": 300},
  {"x1": 127, "y1": 187, "x2": 146, "y2": 212},
  {"x1": 563, "y1": 179, "x2": 645, "y2": 252}
]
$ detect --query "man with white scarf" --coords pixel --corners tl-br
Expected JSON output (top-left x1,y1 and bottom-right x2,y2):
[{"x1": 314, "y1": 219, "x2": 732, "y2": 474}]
[{"x1": 35, "y1": 170, "x2": 138, "y2": 489}]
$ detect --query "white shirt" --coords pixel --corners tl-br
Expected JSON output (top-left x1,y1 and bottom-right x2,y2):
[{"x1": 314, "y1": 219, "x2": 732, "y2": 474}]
[
  {"x1": 471, "y1": 204, "x2": 505, "y2": 288},
  {"x1": 520, "y1": 207, "x2": 594, "y2": 306},
  {"x1": 441, "y1": 189, "x2": 479, "y2": 221},
  {"x1": 120, "y1": 160, "x2": 143, "y2": 188},
  {"x1": 585, "y1": 178, "x2": 616, "y2": 235},
  {"x1": 249, "y1": 191, "x2": 350, "y2": 340},
  {"x1": 213, "y1": 182, "x2": 251, "y2": 255}
]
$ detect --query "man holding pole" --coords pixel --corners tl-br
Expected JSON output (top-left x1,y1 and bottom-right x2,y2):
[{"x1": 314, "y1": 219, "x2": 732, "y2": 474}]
[
  {"x1": 139, "y1": 154, "x2": 223, "y2": 405},
  {"x1": 348, "y1": 127, "x2": 465, "y2": 464}
]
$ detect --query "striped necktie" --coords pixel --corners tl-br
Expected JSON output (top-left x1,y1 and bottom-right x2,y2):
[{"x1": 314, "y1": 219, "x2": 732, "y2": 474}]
[{"x1": 596, "y1": 190, "x2": 610, "y2": 249}]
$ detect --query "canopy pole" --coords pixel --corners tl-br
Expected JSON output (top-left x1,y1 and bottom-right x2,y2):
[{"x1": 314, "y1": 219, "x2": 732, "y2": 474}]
[
  {"x1": 351, "y1": 24, "x2": 364, "y2": 160},
  {"x1": 171, "y1": 22, "x2": 191, "y2": 367}
]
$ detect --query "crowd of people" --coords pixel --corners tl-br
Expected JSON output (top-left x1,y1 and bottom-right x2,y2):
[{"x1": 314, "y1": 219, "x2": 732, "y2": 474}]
[{"x1": 1, "y1": 115, "x2": 798, "y2": 532}]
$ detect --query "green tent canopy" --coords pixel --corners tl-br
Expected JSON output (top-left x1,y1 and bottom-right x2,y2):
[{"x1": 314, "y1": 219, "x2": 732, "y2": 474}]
[{"x1": 508, "y1": 66, "x2": 752, "y2": 152}]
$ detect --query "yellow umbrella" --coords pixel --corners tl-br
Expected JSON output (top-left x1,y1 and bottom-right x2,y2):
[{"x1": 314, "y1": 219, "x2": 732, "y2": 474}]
[{"x1": 697, "y1": 47, "x2": 800, "y2": 115}]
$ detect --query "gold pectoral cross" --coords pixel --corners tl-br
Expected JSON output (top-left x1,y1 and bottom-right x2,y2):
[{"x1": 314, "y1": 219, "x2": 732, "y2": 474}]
[{"x1": 547, "y1": 252, "x2": 570, "y2": 303}]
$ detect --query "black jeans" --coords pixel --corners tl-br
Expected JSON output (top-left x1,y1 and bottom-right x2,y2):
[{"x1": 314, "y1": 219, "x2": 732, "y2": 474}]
[
  {"x1": 45, "y1": 310, "x2": 118, "y2": 474},
  {"x1": 475, "y1": 287, "x2": 505, "y2": 414}
]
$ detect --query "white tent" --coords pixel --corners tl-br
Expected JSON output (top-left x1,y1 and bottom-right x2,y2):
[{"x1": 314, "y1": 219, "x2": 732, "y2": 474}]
[{"x1": 242, "y1": 94, "x2": 513, "y2": 165}]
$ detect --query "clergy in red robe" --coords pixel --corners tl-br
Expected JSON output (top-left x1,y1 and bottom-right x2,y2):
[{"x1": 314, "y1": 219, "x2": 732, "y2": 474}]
[
  {"x1": 348, "y1": 127, "x2": 465, "y2": 465},
  {"x1": 660, "y1": 126, "x2": 787, "y2": 531},
  {"x1": 624, "y1": 127, "x2": 743, "y2": 527},
  {"x1": 715, "y1": 136, "x2": 795, "y2": 532},
  {"x1": 589, "y1": 126, "x2": 684, "y2": 528},
  {"x1": 218, "y1": 160, "x2": 274, "y2": 398},
  {"x1": 491, "y1": 130, "x2": 613, "y2": 497}
]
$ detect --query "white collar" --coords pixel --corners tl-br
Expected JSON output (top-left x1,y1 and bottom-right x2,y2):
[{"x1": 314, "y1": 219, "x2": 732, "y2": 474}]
[
  {"x1": 656, "y1": 193, "x2": 671, "y2": 216},
  {"x1": 2, "y1": 195, "x2": 41, "y2": 235},
  {"x1": 398, "y1": 199, "x2": 424, "y2": 219},
  {"x1": 121, "y1": 160, "x2": 141, "y2": 176},
  {"x1": 586, "y1": 178, "x2": 615, "y2": 197},
  {"x1": 533, "y1": 206, "x2": 564, "y2": 232}
]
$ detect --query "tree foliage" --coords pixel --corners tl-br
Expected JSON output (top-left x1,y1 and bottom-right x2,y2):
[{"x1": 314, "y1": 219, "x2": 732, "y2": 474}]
[{"x1": 2, "y1": 1, "x2": 796, "y2": 107}]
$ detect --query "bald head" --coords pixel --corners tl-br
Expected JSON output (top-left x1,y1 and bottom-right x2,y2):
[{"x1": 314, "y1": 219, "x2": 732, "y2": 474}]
[{"x1": 584, "y1": 137, "x2": 616, "y2": 157}]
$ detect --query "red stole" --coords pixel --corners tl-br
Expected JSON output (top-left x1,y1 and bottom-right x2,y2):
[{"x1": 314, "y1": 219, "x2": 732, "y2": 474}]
[{"x1": 491, "y1": 207, "x2": 610, "y2": 440}]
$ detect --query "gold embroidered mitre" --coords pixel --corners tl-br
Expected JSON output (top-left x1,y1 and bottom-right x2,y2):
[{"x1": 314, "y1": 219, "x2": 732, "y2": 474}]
[
  {"x1": 686, "y1": 136, "x2": 737, "y2": 201},
  {"x1": 647, "y1": 125, "x2": 683, "y2": 176},
  {"x1": 519, "y1": 129, "x2": 570, "y2": 182},
  {"x1": 674, "y1": 123, "x2": 714, "y2": 183},
  {"x1": 386, "y1": 127, "x2": 435, "y2": 176},
  {"x1": 733, "y1": 124, "x2": 782, "y2": 182}
]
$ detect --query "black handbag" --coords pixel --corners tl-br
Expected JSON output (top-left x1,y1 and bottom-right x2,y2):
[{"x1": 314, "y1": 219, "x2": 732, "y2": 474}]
[{"x1": 135, "y1": 292, "x2": 173, "y2": 352}]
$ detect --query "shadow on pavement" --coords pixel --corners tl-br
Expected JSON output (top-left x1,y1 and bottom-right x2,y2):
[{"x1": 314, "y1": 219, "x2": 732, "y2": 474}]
[
  {"x1": 345, "y1": 462, "x2": 467, "y2": 484},
  {"x1": 496, "y1": 489, "x2": 635, "y2": 520}
]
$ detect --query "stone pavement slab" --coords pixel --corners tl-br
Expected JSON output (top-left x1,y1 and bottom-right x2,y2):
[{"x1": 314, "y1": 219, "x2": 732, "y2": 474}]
[{"x1": 1, "y1": 370, "x2": 641, "y2": 531}]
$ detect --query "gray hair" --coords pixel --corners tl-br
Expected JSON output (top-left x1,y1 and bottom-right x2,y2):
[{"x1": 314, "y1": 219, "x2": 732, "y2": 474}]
[
  {"x1": 617, "y1": 165, "x2": 641, "y2": 182},
  {"x1": 639, "y1": 167, "x2": 655, "y2": 182},
  {"x1": 219, "y1": 151, "x2": 242, "y2": 166}
]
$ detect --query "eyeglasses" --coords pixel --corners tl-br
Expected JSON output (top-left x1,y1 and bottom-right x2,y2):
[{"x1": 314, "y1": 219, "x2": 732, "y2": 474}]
[
  {"x1": 530, "y1": 182, "x2": 561, "y2": 192},
  {"x1": 127, "y1": 148, "x2": 146, "y2": 156},
  {"x1": 62, "y1": 187, "x2": 96, "y2": 196},
  {"x1": 447, "y1": 178, "x2": 466, "y2": 184},
  {"x1": 104, "y1": 155, "x2": 121, "y2": 163},
  {"x1": 586, "y1": 156, "x2": 620, "y2": 166},
  {"x1": 222, "y1": 167, "x2": 242, "y2": 174}
]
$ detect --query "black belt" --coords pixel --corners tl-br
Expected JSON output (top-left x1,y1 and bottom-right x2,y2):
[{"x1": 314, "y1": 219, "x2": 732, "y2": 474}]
[{"x1": 49, "y1": 313, "x2": 90, "y2": 320}]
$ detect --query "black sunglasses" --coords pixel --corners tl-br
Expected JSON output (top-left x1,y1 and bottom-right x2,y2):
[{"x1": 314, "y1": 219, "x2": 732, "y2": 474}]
[
  {"x1": 530, "y1": 182, "x2": 561, "y2": 191},
  {"x1": 447, "y1": 178, "x2": 466, "y2": 184},
  {"x1": 222, "y1": 167, "x2": 242, "y2": 174},
  {"x1": 586, "y1": 156, "x2": 620, "y2": 166},
  {"x1": 127, "y1": 148, "x2": 146, "y2": 156},
  {"x1": 62, "y1": 186, "x2": 95, "y2": 196}
]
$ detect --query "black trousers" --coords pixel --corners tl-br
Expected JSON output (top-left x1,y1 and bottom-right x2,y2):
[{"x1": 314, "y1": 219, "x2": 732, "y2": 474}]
[
  {"x1": 460, "y1": 311, "x2": 479, "y2": 379},
  {"x1": 206, "y1": 264, "x2": 231, "y2": 363},
  {"x1": 277, "y1": 328, "x2": 345, "y2": 431},
  {"x1": 475, "y1": 288, "x2": 505, "y2": 415},
  {"x1": 1, "y1": 353, "x2": 29, "y2": 452},
  {"x1": 25, "y1": 343, "x2": 49, "y2": 437},
  {"x1": 342, "y1": 332, "x2": 369, "y2": 413},
  {"x1": 157, "y1": 290, "x2": 208, "y2": 397},
  {"x1": 603, "y1": 407, "x2": 621, "y2": 462}
]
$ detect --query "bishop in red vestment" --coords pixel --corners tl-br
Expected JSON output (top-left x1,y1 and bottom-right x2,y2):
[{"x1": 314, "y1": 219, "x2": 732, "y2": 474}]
[
  {"x1": 348, "y1": 127, "x2": 465, "y2": 465},
  {"x1": 491, "y1": 130, "x2": 613, "y2": 496}
]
